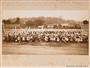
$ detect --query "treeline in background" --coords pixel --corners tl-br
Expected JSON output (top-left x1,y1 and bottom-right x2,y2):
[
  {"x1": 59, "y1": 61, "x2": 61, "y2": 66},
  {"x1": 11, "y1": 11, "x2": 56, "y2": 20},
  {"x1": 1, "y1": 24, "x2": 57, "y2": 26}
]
[{"x1": 2, "y1": 17, "x2": 89, "y2": 29}]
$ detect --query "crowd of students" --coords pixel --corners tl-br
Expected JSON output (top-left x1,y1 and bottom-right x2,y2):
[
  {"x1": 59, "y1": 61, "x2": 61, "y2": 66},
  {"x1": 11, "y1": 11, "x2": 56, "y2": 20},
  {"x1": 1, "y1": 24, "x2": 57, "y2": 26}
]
[{"x1": 3, "y1": 29, "x2": 88, "y2": 43}]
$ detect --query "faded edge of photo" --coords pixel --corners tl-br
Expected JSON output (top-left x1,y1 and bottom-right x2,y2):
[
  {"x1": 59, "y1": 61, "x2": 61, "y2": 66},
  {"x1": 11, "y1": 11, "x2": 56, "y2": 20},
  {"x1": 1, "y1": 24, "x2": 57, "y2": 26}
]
[{"x1": 1, "y1": 0, "x2": 90, "y2": 67}]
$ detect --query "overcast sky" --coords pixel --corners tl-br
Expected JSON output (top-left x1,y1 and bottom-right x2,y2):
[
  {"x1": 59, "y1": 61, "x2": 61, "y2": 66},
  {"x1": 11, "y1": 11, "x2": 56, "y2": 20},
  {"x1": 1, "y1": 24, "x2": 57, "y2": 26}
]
[{"x1": 2, "y1": 10, "x2": 89, "y2": 21}]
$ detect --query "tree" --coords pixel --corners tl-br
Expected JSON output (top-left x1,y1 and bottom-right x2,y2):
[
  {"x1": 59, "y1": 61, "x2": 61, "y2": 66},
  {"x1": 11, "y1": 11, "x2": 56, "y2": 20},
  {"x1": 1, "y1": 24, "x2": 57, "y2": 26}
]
[
  {"x1": 2, "y1": 19, "x2": 11, "y2": 24},
  {"x1": 83, "y1": 20, "x2": 89, "y2": 24},
  {"x1": 26, "y1": 20, "x2": 34, "y2": 27},
  {"x1": 14, "y1": 17, "x2": 20, "y2": 24},
  {"x1": 75, "y1": 24, "x2": 81, "y2": 29},
  {"x1": 2, "y1": 19, "x2": 6, "y2": 24},
  {"x1": 33, "y1": 19, "x2": 45, "y2": 27}
]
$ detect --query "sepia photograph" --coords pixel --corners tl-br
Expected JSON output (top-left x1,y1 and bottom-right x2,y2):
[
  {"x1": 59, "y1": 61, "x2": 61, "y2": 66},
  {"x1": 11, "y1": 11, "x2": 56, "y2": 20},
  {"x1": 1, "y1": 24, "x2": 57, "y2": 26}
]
[
  {"x1": 1, "y1": 0, "x2": 89, "y2": 67},
  {"x1": 2, "y1": 14, "x2": 89, "y2": 55}
]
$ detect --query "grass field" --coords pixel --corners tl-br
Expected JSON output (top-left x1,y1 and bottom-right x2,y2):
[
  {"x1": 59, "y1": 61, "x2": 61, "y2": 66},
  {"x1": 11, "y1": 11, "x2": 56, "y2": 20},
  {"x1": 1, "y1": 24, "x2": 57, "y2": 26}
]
[{"x1": 2, "y1": 42, "x2": 88, "y2": 55}]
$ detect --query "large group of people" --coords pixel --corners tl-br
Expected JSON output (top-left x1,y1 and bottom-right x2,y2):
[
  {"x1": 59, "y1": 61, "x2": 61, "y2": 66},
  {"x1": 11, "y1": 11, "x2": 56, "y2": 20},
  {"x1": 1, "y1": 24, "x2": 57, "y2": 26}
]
[{"x1": 3, "y1": 29, "x2": 88, "y2": 43}]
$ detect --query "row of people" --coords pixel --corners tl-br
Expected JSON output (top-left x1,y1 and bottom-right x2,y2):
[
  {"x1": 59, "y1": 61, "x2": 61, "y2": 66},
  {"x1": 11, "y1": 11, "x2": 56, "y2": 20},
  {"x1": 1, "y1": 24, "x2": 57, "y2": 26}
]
[{"x1": 3, "y1": 30, "x2": 88, "y2": 43}]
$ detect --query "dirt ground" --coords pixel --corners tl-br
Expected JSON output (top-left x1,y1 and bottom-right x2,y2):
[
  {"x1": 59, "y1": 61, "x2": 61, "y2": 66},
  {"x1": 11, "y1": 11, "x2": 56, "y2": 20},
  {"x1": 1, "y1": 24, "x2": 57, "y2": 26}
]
[{"x1": 2, "y1": 42, "x2": 88, "y2": 55}]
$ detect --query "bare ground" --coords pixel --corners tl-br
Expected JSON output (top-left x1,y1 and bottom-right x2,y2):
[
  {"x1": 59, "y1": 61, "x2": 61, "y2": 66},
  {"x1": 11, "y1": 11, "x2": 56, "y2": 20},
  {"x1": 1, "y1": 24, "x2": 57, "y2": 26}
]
[{"x1": 2, "y1": 42, "x2": 88, "y2": 55}]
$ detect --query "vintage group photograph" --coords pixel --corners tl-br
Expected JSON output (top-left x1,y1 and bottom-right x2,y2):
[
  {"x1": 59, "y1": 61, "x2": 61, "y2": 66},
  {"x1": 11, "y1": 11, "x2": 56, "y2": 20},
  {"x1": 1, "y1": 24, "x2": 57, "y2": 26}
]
[{"x1": 2, "y1": 15, "x2": 89, "y2": 55}]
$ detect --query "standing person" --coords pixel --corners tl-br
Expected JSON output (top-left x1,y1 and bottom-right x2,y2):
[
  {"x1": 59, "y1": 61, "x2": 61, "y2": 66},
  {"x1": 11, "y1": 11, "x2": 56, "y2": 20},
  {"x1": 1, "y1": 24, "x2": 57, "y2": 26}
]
[
  {"x1": 17, "y1": 33, "x2": 21, "y2": 44},
  {"x1": 26, "y1": 34, "x2": 30, "y2": 42}
]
